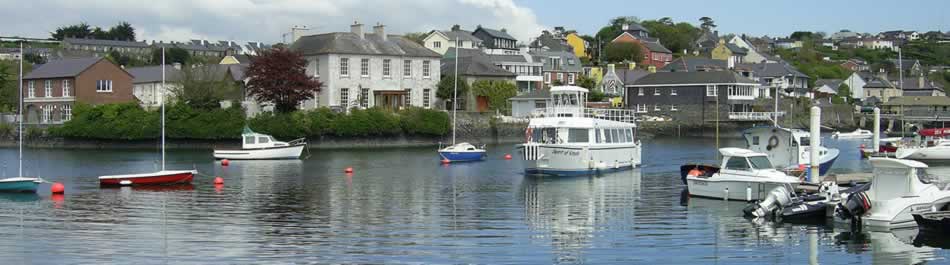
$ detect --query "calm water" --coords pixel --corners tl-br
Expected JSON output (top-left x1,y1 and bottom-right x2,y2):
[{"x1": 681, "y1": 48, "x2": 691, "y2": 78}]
[{"x1": 0, "y1": 136, "x2": 948, "y2": 264}]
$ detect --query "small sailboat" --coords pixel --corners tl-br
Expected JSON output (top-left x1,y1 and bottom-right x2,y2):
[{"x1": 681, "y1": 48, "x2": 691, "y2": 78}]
[
  {"x1": 895, "y1": 128, "x2": 950, "y2": 161},
  {"x1": 0, "y1": 43, "x2": 42, "y2": 193},
  {"x1": 99, "y1": 48, "x2": 195, "y2": 186},
  {"x1": 832, "y1": 129, "x2": 873, "y2": 139},
  {"x1": 438, "y1": 38, "x2": 485, "y2": 162},
  {"x1": 213, "y1": 127, "x2": 306, "y2": 160}
]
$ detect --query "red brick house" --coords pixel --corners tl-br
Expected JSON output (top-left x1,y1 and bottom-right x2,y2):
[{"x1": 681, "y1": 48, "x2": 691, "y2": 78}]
[
  {"x1": 22, "y1": 57, "x2": 134, "y2": 124},
  {"x1": 610, "y1": 23, "x2": 673, "y2": 68}
]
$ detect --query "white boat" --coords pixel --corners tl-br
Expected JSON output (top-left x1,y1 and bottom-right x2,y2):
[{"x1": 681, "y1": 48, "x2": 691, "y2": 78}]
[
  {"x1": 895, "y1": 128, "x2": 950, "y2": 161},
  {"x1": 0, "y1": 43, "x2": 42, "y2": 193},
  {"x1": 437, "y1": 39, "x2": 486, "y2": 163},
  {"x1": 213, "y1": 127, "x2": 306, "y2": 160},
  {"x1": 743, "y1": 126, "x2": 840, "y2": 176},
  {"x1": 521, "y1": 86, "x2": 641, "y2": 176},
  {"x1": 685, "y1": 148, "x2": 801, "y2": 201},
  {"x1": 837, "y1": 158, "x2": 950, "y2": 230},
  {"x1": 832, "y1": 129, "x2": 873, "y2": 139}
]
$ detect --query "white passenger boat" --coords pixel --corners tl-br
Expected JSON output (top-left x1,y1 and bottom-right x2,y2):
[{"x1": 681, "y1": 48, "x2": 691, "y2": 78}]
[
  {"x1": 832, "y1": 129, "x2": 873, "y2": 139},
  {"x1": 895, "y1": 128, "x2": 950, "y2": 161},
  {"x1": 213, "y1": 127, "x2": 306, "y2": 160},
  {"x1": 837, "y1": 158, "x2": 950, "y2": 230},
  {"x1": 743, "y1": 126, "x2": 840, "y2": 176},
  {"x1": 521, "y1": 86, "x2": 641, "y2": 176},
  {"x1": 684, "y1": 148, "x2": 801, "y2": 201}
]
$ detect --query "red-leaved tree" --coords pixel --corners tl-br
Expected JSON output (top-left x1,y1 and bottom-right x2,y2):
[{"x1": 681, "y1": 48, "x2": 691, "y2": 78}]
[{"x1": 246, "y1": 45, "x2": 322, "y2": 113}]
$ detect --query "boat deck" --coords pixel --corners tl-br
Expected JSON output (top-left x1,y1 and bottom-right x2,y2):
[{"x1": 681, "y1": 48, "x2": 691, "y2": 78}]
[{"x1": 795, "y1": 173, "x2": 873, "y2": 193}]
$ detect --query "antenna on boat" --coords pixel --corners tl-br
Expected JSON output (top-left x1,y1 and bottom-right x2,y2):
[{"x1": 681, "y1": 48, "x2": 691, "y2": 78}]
[{"x1": 161, "y1": 47, "x2": 166, "y2": 171}]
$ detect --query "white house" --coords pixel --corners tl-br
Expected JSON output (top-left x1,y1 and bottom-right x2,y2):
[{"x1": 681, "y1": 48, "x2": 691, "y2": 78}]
[
  {"x1": 292, "y1": 22, "x2": 442, "y2": 111},
  {"x1": 728, "y1": 36, "x2": 768, "y2": 63},
  {"x1": 843, "y1": 72, "x2": 871, "y2": 100},
  {"x1": 423, "y1": 25, "x2": 482, "y2": 55},
  {"x1": 126, "y1": 65, "x2": 182, "y2": 109}
]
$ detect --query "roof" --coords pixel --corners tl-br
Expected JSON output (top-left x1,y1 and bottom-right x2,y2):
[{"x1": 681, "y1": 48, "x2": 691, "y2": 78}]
[
  {"x1": 624, "y1": 23, "x2": 650, "y2": 33},
  {"x1": 616, "y1": 68, "x2": 650, "y2": 85},
  {"x1": 746, "y1": 62, "x2": 809, "y2": 78},
  {"x1": 531, "y1": 32, "x2": 572, "y2": 52},
  {"x1": 725, "y1": 43, "x2": 748, "y2": 55},
  {"x1": 530, "y1": 50, "x2": 583, "y2": 73},
  {"x1": 883, "y1": 96, "x2": 950, "y2": 106},
  {"x1": 630, "y1": 71, "x2": 759, "y2": 86},
  {"x1": 719, "y1": 147, "x2": 766, "y2": 158},
  {"x1": 441, "y1": 56, "x2": 516, "y2": 77},
  {"x1": 437, "y1": 29, "x2": 482, "y2": 43},
  {"x1": 230, "y1": 54, "x2": 251, "y2": 64},
  {"x1": 815, "y1": 79, "x2": 843, "y2": 89},
  {"x1": 509, "y1": 89, "x2": 550, "y2": 100},
  {"x1": 550, "y1": 86, "x2": 589, "y2": 93},
  {"x1": 292, "y1": 32, "x2": 441, "y2": 58},
  {"x1": 661, "y1": 57, "x2": 726, "y2": 72},
  {"x1": 24, "y1": 57, "x2": 103, "y2": 79},
  {"x1": 64, "y1": 38, "x2": 149, "y2": 48},
  {"x1": 126, "y1": 65, "x2": 182, "y2": 84},
  {"x1": 890, "y1": 59, "x2": 920, "y2": 71},
  {"x1": 641, "y1": 41, "x2": 672, "y2": 54},
  {"x1": 474, "y1": 26, "x2": 517, "y2": 41},
  {"x1": 864, "y1": 77, "x2": 895, "y2": 89}
]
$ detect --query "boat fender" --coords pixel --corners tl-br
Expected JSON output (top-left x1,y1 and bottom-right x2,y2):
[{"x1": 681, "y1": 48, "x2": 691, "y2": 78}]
[{"x1": 767, "y1": 135, "x2": 780, "y2": 151}]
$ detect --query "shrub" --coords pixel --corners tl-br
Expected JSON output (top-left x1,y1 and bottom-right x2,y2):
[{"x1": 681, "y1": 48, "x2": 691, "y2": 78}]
[
  {"x1": 166, "y1": 103, "x2": 244, "y2": 139},
  {"x1": 247, "y1": 111, "x2": 310, "y2": 140},
  {"x1": 400, "y1": 107, "x2": 450, "y2": 136}
]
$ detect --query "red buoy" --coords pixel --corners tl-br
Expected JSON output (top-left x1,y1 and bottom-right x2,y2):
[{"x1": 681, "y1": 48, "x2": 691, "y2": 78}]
[
  {"x1": 221, "y1": 159, "x2": 230, "y2": 166},
  {"x1": 50, "y1": 182, "x2": 65, "y2": 194},
  {"x1": 214, "y1": 177, "x2": 224, "y2": 185},
  {"x1": 441, "y1": 159, "x2": 450, "y2": 164},
  {"x1": 345, "y1": 167, "x2": 354, "y2": 173},
  {"x1": 504, "y1": 154, "x2": 512, "y2": 160},
  {"x1": 859, "y1": 144, "x2": 866, "y2": 149}
]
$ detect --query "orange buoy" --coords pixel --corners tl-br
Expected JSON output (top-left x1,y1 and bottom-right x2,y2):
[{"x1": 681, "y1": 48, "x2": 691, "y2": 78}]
[
  {"x1": 221, "y1": 159, "x2": 230, "y2": 166},
  {"x1": 50, "y1": 182, "x2": 65, "y2": 194},
  {"x1": 344, "y1": 167, "x2": 354, "y2": 173},
  {"x1": 504, "y1": 154, "x2": 512, "y2": 160},
  {"x1": 859, "y1": 144, "x2": 866, "y2": 149},
  {"x1": 214, "y1": 177, "x2": 224, "y2": 185},
  {"x1": 687, "y1": 169, "x2": 703, "y2": 177},
  {"x1": 441, "y1": 159, "x2": 451, "y2": 164},
  {"x1": 798, "y1": 164, "x2": 807, "y2": 170}
]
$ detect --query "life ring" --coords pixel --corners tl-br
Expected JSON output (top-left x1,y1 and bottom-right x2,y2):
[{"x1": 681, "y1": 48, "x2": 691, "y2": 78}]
[{"x1": 767, "y1": 135, "x2": 780, "y2": 151}]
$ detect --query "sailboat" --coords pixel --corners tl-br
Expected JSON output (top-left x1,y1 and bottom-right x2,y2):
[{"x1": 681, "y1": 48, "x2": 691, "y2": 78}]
[
  {"x1": 98, "y1": 47, "x2": 196, "y2": 186},
  {"x1": 437, "y1": 37, "x2": 486, "y2": 162},
  {"x1": 0, "y1": 42, "x2": 42, "y2": 192}
]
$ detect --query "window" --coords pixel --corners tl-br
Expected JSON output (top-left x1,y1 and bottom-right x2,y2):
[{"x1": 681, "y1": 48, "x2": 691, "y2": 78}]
[
  {"x1": 423, "y1": 89, "x2": 431, "y2": 108},
  {"x1": 62, "y1": 104, "x2": 72, "y2": 121},
  {"x1": 752, "y1": 136, "x2": 760, "y2": 145},
  {"x1": 403, "y1": 60, "x2": 412, "y2": 77},
  {"x1": 611, "y1": 129, "x2": 620, "y2": 143},
  {"x1": 557, "y1": 73, "x2": 564, "y2": 82},
  {"x1": 535, "y1": 100, "x2": 546, "y2": 108},
  {"x1": 423, "y1": 61, "x2": 431, "y2": 78},
  {"x1": 340, "y1": 88, "x2": 350, "y2": 109},
  {"x1": 62, "y1": 80, "x2": 71, "y2": 97},
  {"x1": 625, "y1": 129, "x2": 634, "y2": 143},
  {"x1": 28, "y1": 81, "x2": 34, "y2": 98},
  {"x1": 360, "y1": 87, "x2": 370, "y2": 108},
  {"x1": 638, "y1": 88, "x2": 644, "y2": 96},
  {"x1": 544, "y1": 73, "x2": 551, "y2": 84},
  {"x1": 42, "y1": 106, "x2": 52, "y2": 123},
  {"x1": 360, "y1": 58, "x2": 369, "y2": 77},
  {"x1": 433, "y1": 41, "x2": 441, "y2": 48},
  {"x1": 568, "y1": 128, "x2": 590, "y2": 143},
  {"x1": 44, "y1": 80, "x2": 52, "y2": 97},
  {"x1": 605, "y1": 129, "x2": 614, "y2": 143},
  {"x1": 654, "y1": 105, "x2": 661, "y2": 111},
  {"x1": 244, "y1": 136, "x2": 255, "y2": 145},
  {"x1": 405, "y1": 89, "x2": 412, "y2": 106},
  {"x1": 595, "y1": 129, "x2": 603, "y2": 143},
  {"x1": 670, "y1": 105, "x2": 678, "y2": 111},
  {"x1": 726, "y1": 157, "x2": 750, "y2": 170},
  {"x1": 383, "y1": 59, "x2": 391, "y2": 78},
  {"x1": 340, "y1": 58, "x2": 349, "y2": 77},
  {"x1": 635, "y1": 104, "x2": 647, "y2": 113},
  {"x1": 311, "y1": 57, "x2": 320, "y2": 77},
  {"x1": 706, "y1": 85, "x2": 717, "y2": 97},
  {"x1": 259, "y1": 137, "x2": 270, "y2": 144},
  {"x1": 96, "y1": 80, "x2": 113, "y2": 92},
  {"x1": 568, "y1": 73, "x2": 575, "y2": 84},
  {"x1": 748, "y1": 156, "x2": 774, "y2": 170},
  {"x1": 654, "y1": 88, "x2": 661, "y2": 95},
  {"x1": 670, "y1": 88, "x2": 677, "y2": 95}
]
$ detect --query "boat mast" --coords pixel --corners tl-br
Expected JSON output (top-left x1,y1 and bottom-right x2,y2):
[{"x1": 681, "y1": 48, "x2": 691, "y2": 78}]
[
  {"x1": 452, "y1": 36, "x2": 459, "y2": 145},
  {"x1": 17, "y1": 42, "x2": 23, "y2": 178},
  {"x1": 161, "y1": 47, "x2": 166, "y2": 171}
]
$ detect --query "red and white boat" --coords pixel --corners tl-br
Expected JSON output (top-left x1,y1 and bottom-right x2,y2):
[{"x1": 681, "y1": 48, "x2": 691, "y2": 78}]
[{"x1": 99, "y1": 48, "x2": 195, "y2": 186}]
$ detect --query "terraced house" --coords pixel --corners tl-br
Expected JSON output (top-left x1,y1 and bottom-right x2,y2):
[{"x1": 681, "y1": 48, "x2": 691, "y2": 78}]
[
  {"x1": 626, "y1": 71, "x2": 778, "y2": 122},
  {"x1": 292, "y1": 22, "x2": 441, "y2": 111},
  {"x1": 21, "y1": 57, "x2": 134, "y2": 124}
]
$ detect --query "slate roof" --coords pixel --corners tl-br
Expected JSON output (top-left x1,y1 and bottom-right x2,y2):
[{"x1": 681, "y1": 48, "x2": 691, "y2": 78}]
[
  {"x1": 530, "y1": 50, "x2": 582, "y2": 73},
  {"x1": 641, "y1": 41, "x2": 672, "y2": 54},
  {"x1": 725, "y1": 43, "x2": 748, "y2": 55},
  {"x1": 899, "y1": 77, "x2": 945, "y2": 91},
  {"x1": 531, "y1": 32, "x2": 572, "y2": 52},
  {"x1": 883, "y1": 96, "x2": 950, "y2": 106},
  {"x1": 630, "y1": 71, "x2": 758, "y2": 86},
  {"x1": 64, "y1": 38, "x2": 149, "y2": 48},
  {"x1": 890, "y1": 59, "x2": 919, "y2": 71},
  {"x1": 126, "y1": 65, "x2": 182, "y2": 84},
  {"x1": 864, "y1": 77, "x2": 896, "y2": 89},
  {"x1": 24, "y1": 57, "x2": 103, "y2": 79},
  {"x1": 510, "y1": 89, "x2": 551, "y2": 100},
  {"x1": 475, "y1": 26, "x2": 517, "y2": 41},
  {"x1": 292, "y1": 32, "x2": 441, "y2": 58},
  {"x1": 815, "y1": 79, "x2": 843, "y2": 89},
  {"x1": 441, "y1": 56, "x2": 516, "y2": 77},
  {"x1": 745, "y1": 62, "x2": 808, "y2": 78},
  {"x1": 230, "y1": 54, "x2": 252, "y2": 64},
  {"x1": 624, "y1": 23, "x2": 650, "y2": 33}
]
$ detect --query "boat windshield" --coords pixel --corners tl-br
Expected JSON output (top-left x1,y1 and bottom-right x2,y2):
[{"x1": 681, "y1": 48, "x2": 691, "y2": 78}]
[{"x1": 748, "y1": 156, "x2": 774, "y2": 170}]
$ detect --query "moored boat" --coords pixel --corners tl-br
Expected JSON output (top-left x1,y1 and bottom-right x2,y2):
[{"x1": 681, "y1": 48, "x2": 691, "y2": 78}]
[
  {"x1": 438, "y1": 142, "x2": 486, "y2": 162},
  {"x1": 837, "y1": 158, "x2": 950, "y2": 230},
  {"x1": 743, "y1": 126, "x2": 839, "y2": 175},
  {"x1": 895, "y1": 128, "x2": 950, "y2": 161},
  {"x1": 685, "y1": 148, "x2": 801, "y2": 201},
  {"x1": 0, "y1": 43, "x2": 42, "y2": 193},
  {"x1": 913, "y1": 211, "x2": 950, "y2": 233},
  {"x1": 213, "y1": 127, "x2": 306, "y2": 160},
  {"x1": 99, "y1": 170, "x2": 196, "y2": 186},
  {"x1": 0, "y1": 177, "x2": 42, "y2": 193},
  {"x1": 832, "y1": 129, "x2": 873, "y2": 139}
]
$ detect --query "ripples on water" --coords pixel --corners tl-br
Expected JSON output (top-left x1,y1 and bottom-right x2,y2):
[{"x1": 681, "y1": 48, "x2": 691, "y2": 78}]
[{"x1": 0, "y1": 136, "x2": 946, "y2": 264}]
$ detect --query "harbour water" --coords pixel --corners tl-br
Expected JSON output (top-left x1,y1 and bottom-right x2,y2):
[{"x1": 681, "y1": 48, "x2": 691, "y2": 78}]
[{"x1": 0, "y1": 136, "x2": 947, "y2": 264}]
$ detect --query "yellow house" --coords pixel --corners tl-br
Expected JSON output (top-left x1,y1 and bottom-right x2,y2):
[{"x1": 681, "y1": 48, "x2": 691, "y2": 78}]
[
  {"x1": 566, "y1": 33, "x2": 589, "y2": 59},
  {"x1": 586, "y1": 66, "x2": 603, "y2": 85},
  {"x1": 219, "y1": 54, "x2": 250, "y2": 65},
  {"x1": 710, "y1": 39, "x2": 747, "y2": 64}
]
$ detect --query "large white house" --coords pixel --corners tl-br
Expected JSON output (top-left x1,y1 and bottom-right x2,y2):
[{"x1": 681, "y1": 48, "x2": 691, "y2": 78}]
[
  {"x1": 292, "y1": 22, "x2": 442, "y2": 110},
  {"x1": 423, "y1": 25, "x2": 482, "y2": 55}
]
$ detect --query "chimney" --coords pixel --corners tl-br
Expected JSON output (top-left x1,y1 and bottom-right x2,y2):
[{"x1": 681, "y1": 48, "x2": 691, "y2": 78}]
[
  {"x1": 919, "y1": 75, "x2": 926, "y2": 88},
  {"x1": 351, "y1": 21, "x2": 364, "y2": 39},
  {"x1": 628, "y1": 62, "x2": 636, "y2": 69},
  {"x1": 608, "y1": 63, "x2": 615, "y2": 72},
  {"x1": 173, "y1": 63, "x2": 182, "y2": 70},
  {"x1": 373, "y1": 23, "x2": 386, "y2": 41},
  {"x1": 451, "y1": 24, "x2": 461, "y2": 31},
  {"x1": 648, "y1": 66, "x2": 657, "y2": 73},
  {"x1": 621, "y1": 24, "x2": 629, "y2": 31}
]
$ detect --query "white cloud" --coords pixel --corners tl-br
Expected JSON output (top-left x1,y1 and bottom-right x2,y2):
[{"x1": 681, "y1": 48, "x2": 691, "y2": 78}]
[{"x1": 0, "y1": 0, "x2": 546, "y2": 44}]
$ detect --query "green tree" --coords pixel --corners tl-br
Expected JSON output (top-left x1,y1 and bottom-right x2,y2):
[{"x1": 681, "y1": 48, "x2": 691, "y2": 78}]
[
  {"x1": 403, "y1": 32, "x2": 427, "y2": 45},
  {"x1": 0, "y1": 60, "x2": 18, "y2": 111},
  {"x1": 51, "y1": 23, "x2": 93, "y2": 40},
  {"x1": 699, "y1": 17, "x2": 716, "y2": 30},
  {"x1": 471, "y1": 80, "x2": 518, "y2": 113},
  {"x1": 835, "y1": 83, "x2": 852, "y2": 104},
  {"x1": 576, "y1": 74, "x2": 596, "y2": 90},
  {"x1": 641, "y1": 19, "x2": 701, "y2": 55},
  {"x1": 172, "y1": 66, "x2": 241, "y2": 110},
  {"x1": 436, "y1": 75, "x2": 469, "y2": 110},
  {"x1": 108, "y1": 21, "x2": 136, "y2": 41},
  {"x1": 603, "y1": 42, "x2": 644, "y2": 63},
  {"x1": 790, "y1": 31, "x2": 815, "y2": 41},
  {"x1": 23, "y1": 53, "x2": 45, "y2": 65},
  {"x1": 151, "y1": 47, "x2": 191, "y2": 65}
]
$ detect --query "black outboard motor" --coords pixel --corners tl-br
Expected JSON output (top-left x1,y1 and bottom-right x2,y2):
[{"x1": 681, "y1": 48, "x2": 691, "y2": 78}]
[{"x1": 836, "y1": 191, "x2": 872, "y2": 220}]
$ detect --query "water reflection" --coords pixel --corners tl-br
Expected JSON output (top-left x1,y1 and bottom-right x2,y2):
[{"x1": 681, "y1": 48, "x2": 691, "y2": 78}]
[{"x1": 836, "y1": 230, "x2": 938, "y2": 265}]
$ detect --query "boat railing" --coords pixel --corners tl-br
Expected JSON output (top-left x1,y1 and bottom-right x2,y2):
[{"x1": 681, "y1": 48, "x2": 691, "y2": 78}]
[
  {"x1": 287, "y1": 138, "x2": 307, "y2": 146},
  {"x1": 728, "y1": 112, "x2": 786, "y2": 121},
  {"x1": 530, "y1": 106, "x2": 637, "y2": 123}
]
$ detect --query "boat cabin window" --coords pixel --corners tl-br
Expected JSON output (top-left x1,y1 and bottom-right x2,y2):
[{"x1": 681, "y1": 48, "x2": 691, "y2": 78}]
[
  {"x1": 751, "y1": 136, "x2": 760, "y2": 145},
  {"x1": 533, "y1": 127, "x2": 558, "y2": 144},
  {"x1": 747, "y1": 156, "x2": 773, "y2": 170},
  {"x1": 611, "y1": 129, "x2": 620, "y2": 143},
  {"x1": 625, "y1": 129, "x2": 633, "y2": 142},
  {"x1": 259, "y1": 137, "x2": 270, "y2": 144},
  {"x1": 568, "y1": 128, "x2": 589, "y2": 143},
  {"x1": 726, "y1": 157, "x2": 751, "y2": 170},
  {"x1": 799, "y1": 137, "x2": 810, "y2": 146},
  {"x1": 595, "y1": 129, "x2": 603, "y2": 143},
  {"x1": 244, "y1": 136, "x2": 256, "y2": 145}
]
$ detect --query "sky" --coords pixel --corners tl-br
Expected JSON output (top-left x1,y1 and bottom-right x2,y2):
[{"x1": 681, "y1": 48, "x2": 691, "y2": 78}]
[{"x1": 1, "y1": 0, "x2": 948, "y2": 44}]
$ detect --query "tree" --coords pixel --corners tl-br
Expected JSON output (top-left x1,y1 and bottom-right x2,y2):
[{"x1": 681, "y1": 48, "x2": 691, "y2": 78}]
[
  {"x1": 471, "y1": 80, "x2": 517, "y2": 113},
  {"x1": 108, "y1": 21, "x2": 136, "y2": 41},
  {"x1": 23, "y1": 53, "x2": 45, "y2": 65},
  {"x1": 576, "y1": 74, "x2": 596, "y2": 90},
  {"x1": 0, "y1": 60, "x2": 16, "y2": 112},
  {"x1": 699, "y1": 17, "x2": 716, "y2": 30},
  {"x1": 603, "y1": 42, "x2": 644, "y2": 63},
  {"x1": 51, "y1": 23, "x2": 93, "y2": 40},
  {"x1": 835, "y1": 83, "x2": 852, "y2": 104},
  {"x1": 151, "y1": 47, "x2": 190, "y2": 65},
  {"x1": 641, "y1": 19, "x2": 701, "y2": 55},
  {"x1": 403, "y1": 32, "x2": 427, "y2": 45},
  {"x1": 436, "y1": 74, "x2": 469, "y2": 110},
  {"x1": 172, "y1": 66, "x2": 241, "y2": 110},
  {"x1": 790, "y1": 31, "x2": 815, "y2": 41},
  {"x1": 245, "y1": 46, "x2": 322, "y2": 113}
]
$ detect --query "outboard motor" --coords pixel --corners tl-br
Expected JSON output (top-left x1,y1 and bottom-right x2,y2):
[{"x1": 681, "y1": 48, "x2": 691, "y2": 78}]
[
  {"x1": 836, "y1": 191, "x2": 871, "y2": 220},
  {"x1": 743, "y1": 186, "x2": 793, "y2": 218}
]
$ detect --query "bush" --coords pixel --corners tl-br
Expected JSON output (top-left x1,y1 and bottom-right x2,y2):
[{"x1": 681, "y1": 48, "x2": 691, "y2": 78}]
[
  {"x1": 166, "y1": 103, "x2": 244, "y2": 139},
  {"x1": 400, "y1": 107, "x2": 450, "y2": 136},
  {"x1": 247, "y1": 111, "x2": 310, "y2": 140},
  {"x1": 0, "y1": 122, "x2": 12, "y2": 138},
  {"x1": 52, "y1": 103, "x2": 159, "y2": 140}
]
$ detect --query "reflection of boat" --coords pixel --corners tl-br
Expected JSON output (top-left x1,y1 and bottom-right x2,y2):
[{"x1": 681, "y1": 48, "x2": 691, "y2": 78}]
[
  {"x1": 0, "y1": 45, "x2": 42, "y2": 193},
  {"x1": 838, "y1": 158, "x2": 950, "y2": 230},
  {"x1": 521, "y1": 86, "x2": 641, "y2": 176},
  {"x1": 912, "y1": 211, "x2": 950, "y2": 233},
  {"x1": 0, "y1": 192, "x2": 40, "y2": 202},
  {"x1": 833, "y1": 129, "x2": 873, "y2": 139},
  {"x1": 685, "y1": 148, "x2": 800, "y2": 201},
  {"x1": 213, "y1": 127, "x2": 306, "y2": 160},
  {"x1": 128, "y1": 184, "x2": 195, "y2": 192},
  {"x1": 437, "y1": 142, "x2": 486, "y2": 162},
  {"x1": 837, "y1": 230, "x2": 938, "y2": 264},
  {"x1": 743, "y1": 126, "x2": 839, "y2": 175}
]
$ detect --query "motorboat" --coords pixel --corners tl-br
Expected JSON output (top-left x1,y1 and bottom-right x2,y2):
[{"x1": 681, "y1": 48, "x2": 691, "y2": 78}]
[
  {"x1": 913, "y1": 211, "x2": 950, "y2": 233},
  {"x1": 832, "y1": 129, "x2": 873, "y2": 139},
  {"x1": 99, "y1": 49, "x2": 195, "y2": 186},
  {"x1": 0, "y1": 44, "x2": 42, "y2": 193},
  {"x1": 438, "y1": 142, "x2": 487, "y2": 162},
  {"x1": 837, "y1": 158, "x2": 950, "y2": 230},
  {"x1": 743, "y1": 126, "x2": 840, "y2": 176},
  {"x1": 521, "y1": 86, "x2": 641, "y2": 176},
  {"x1": 213, "y1": 127, "x2": 306, "y2": 160},
  {"x1": 684, "y1": 148, "x2": 801, "y2": 201},
  {"x1": 895, "y1": 128, "x2": 950, "y2": 161}
]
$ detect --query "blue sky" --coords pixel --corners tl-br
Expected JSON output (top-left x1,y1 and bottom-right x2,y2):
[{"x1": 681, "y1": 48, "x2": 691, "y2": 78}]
[{"x1": 521, "y1": 0, "x2": 950, "y2": 37}]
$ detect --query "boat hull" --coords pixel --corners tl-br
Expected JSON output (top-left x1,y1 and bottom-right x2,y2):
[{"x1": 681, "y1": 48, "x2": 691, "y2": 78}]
[
  {"x1": 214, "y1": 145, "x2": 305, "y2": 160},
  {"x1": 99, "y1": 170, "x2": 196, "y2": 186},
  {"x1": 895, "y1": 146, "x2": 950, "y2": 161},
  {"x1": 522, "y1": 144, "x2": 641, "y2": 176},
  {"x1": 438, "y1": 150, "x2": 486, "y2": 162},
  {"x1": 687, "y1": 178, "x2": 797, "y2": 201},
  {"x1": 0, "y1": 178, "x2": 40, "y2": 193}
]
